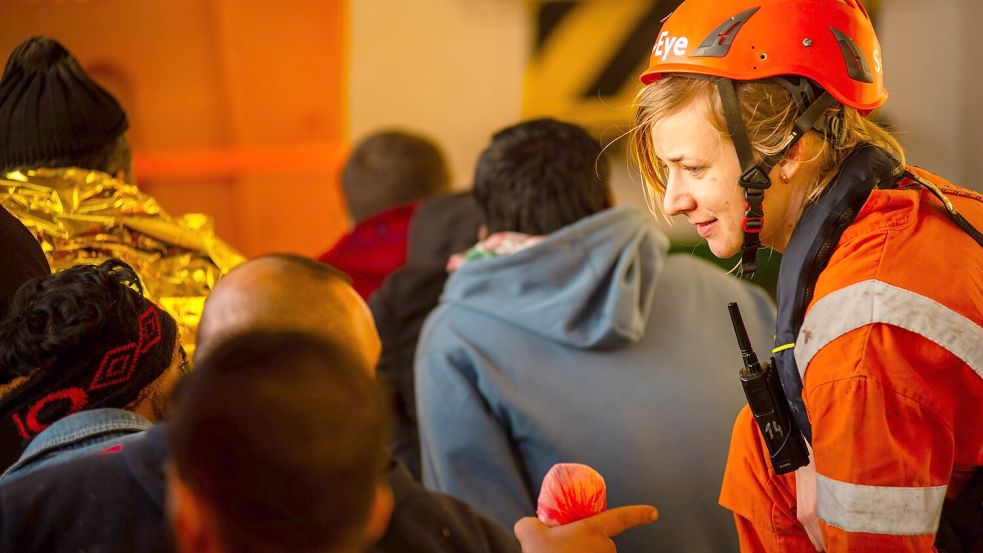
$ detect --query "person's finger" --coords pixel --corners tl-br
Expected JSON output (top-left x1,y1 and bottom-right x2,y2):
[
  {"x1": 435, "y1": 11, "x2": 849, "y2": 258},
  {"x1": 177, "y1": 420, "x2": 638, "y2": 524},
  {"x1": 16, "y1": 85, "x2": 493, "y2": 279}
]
[{"x1": 582, "y1": 505, "x2": 659, "y2": 538}]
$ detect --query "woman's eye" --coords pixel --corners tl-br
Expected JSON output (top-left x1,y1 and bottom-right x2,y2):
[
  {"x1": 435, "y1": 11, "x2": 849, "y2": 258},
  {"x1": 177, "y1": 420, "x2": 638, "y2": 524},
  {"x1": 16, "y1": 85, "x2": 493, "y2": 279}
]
[{"x1": 684, "y1": 165, "x2": 706, "y2": 176}]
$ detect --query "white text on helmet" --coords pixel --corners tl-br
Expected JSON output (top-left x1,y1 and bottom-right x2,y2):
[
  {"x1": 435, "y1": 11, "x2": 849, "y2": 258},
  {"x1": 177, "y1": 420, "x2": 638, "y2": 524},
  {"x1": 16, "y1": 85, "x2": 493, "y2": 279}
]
[
  {"x1": 873, "y1": 49, "x2": 882, "y2": 73},
  {"x1": 653, "y1": 31, "x2": 689, "y2": 61}
]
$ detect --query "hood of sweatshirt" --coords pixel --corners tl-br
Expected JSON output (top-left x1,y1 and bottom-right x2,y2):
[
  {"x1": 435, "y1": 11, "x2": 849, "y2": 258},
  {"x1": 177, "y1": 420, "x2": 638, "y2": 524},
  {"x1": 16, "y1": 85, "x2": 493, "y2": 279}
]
[{"x1": 441, "y1": 205, "x2": 667, "y2": 349}]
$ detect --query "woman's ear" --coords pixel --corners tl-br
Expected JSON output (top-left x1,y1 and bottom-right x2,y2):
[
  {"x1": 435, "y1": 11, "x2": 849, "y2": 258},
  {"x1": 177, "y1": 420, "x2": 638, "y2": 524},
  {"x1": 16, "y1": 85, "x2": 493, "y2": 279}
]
[{"x1": 777, "y1": 140, "x2": 805, "y2": 184}]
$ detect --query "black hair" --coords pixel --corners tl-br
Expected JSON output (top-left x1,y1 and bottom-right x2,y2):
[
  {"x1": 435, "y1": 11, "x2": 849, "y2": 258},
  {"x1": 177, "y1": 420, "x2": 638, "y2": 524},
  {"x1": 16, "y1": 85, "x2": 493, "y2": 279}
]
[
  {"x1": 472, "y1": 118, "x2": 611, "y2": 236},
  {"x1": 169, "y1": 330, "x2": 390, "y2": 553},
  {"x1": 0, "y1": 259, "x2": 143, "y2": 382},
  {"x1": 342, "y1": 130, "x2": 450, "y2": 222}
]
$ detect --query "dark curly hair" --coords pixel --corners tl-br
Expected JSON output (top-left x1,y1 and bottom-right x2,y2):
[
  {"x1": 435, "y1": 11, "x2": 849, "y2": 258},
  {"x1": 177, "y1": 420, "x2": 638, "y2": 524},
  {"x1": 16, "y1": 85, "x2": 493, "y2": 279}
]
[{"x1": 0, "y1": 259, "x2": 144, "y2": 381}]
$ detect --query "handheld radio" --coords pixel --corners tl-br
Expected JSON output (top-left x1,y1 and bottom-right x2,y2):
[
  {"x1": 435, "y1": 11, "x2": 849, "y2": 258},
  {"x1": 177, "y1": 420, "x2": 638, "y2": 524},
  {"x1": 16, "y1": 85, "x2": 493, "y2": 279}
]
[{"x1": 728, "y1": 302, "x2": 810, "y2": 475}]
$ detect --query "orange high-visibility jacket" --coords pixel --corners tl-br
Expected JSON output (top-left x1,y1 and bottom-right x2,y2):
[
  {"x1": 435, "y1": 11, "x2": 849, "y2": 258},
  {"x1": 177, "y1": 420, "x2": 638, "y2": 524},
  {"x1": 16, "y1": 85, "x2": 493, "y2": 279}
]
[{"x1": 726, "y1": 167, "x2": 983, "y2": 552}]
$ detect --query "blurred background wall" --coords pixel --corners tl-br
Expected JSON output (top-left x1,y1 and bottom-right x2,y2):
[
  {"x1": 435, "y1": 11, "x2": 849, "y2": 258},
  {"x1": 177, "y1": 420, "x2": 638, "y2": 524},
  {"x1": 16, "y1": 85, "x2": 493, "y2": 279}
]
[
  {"x1": 349, "y1": 0, "x2": 529, "y2": 191},
  {"x1": 1, "y1": 0, "x2": 976, "y2": 258},
  {"x1": 0, "y1": 0, "x2": 347, "y2": 258}
]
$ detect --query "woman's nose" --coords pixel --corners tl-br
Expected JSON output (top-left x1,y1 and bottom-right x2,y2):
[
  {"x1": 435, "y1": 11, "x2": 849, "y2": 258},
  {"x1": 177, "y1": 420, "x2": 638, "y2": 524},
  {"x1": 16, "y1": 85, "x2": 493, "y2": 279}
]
[{"x1": 662, "y1": 172, "x2": 696, "y2": 216}]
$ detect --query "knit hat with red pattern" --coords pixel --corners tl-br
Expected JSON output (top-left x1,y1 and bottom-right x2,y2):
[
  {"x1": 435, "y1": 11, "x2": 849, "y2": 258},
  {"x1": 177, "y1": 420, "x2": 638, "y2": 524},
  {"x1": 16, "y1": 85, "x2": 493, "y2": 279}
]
[{"x1": 0, "y1": 259, "x2": 176, "y2": 442}]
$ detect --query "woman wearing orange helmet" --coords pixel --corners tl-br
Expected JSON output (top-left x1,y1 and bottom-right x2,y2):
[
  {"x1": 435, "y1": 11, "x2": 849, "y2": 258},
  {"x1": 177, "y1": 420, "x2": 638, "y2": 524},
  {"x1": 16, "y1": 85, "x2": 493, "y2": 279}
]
[{"x1": 514, "y1": 0, "x2": 983, "y2": 551}]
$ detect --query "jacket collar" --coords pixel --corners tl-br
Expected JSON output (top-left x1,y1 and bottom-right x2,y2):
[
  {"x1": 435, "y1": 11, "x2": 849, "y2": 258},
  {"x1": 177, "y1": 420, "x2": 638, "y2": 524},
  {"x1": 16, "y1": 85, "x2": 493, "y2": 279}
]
[{"x1": 5, "y1": 408, "x2": 151, "y2": 476}]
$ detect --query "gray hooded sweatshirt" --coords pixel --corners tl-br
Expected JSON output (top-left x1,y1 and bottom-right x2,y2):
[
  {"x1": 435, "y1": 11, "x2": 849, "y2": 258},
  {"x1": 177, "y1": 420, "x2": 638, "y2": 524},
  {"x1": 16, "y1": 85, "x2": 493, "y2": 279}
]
[{"x1": 415, "y1": 205, "x2": 775, "y2": 553}]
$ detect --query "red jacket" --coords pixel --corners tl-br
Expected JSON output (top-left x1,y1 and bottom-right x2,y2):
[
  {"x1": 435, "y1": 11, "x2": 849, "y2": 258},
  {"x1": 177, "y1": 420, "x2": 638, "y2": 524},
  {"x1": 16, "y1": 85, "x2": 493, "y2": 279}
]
[{"x1": 319, "y1": 202, "x2": 418, "y2": 300}]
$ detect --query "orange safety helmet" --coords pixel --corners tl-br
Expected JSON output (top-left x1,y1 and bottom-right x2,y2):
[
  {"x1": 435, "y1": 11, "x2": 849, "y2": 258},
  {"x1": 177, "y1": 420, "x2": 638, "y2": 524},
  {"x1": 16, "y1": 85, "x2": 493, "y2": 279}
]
[
  {"x1": 640, "y1": 0, "x2": 887, "y2": 112},
  {"x1": 637, "y1": 0, "x2": 888, "y2": 275}
]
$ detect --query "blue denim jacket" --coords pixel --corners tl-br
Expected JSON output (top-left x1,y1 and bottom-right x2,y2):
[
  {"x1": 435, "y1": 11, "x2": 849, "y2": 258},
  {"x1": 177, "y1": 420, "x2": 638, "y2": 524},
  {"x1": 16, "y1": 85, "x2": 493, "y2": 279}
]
[{"x1": 1, "y1": 408, "x2": 150, "y2": 483}]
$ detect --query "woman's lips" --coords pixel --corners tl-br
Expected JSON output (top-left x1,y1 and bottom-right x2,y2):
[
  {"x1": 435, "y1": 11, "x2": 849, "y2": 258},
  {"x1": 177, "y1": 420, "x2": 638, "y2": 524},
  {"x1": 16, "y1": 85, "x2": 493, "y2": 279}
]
[{"x1": 695, "y1": 219, "x2": 717, "y2": 238}]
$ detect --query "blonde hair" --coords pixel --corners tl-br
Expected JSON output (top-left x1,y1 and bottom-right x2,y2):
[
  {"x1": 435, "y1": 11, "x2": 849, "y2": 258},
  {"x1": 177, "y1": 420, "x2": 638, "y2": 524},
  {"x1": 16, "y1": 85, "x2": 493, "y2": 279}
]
[{"x1": 630, "y1": 76, "x2": 905, "y2": 214}]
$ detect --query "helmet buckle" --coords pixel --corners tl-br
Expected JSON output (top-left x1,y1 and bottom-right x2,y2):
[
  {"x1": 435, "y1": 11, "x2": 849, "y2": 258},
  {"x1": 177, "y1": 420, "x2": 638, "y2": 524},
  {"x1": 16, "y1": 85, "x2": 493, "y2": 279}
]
[{"x1": 740, "y1": 165, "x2": 772, "y2": 189}]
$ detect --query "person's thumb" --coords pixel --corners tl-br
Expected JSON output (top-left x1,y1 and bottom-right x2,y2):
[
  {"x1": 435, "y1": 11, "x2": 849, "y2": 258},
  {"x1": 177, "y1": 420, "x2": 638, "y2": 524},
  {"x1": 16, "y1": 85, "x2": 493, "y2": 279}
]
[
  {"x1": 513, "y1": 515, "x2": 546, "y2": 543},
  {"x1": 583, "y1": 505, "x2": 659, "y2": 538}
]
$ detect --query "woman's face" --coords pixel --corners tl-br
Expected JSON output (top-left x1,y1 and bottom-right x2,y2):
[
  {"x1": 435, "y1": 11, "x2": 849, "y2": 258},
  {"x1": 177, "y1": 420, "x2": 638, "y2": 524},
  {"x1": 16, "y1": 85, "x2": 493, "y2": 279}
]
[{"x1": 650, "y1": 101, "x2": 746, "y2": 258}]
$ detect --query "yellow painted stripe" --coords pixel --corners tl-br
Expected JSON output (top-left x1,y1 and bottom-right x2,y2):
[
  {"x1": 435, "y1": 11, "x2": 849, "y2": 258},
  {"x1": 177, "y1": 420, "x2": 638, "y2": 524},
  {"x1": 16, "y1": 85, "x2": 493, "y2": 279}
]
[
  {"x1": 527, "y1": 1, "x2": 648, "y2": 97},
  {"x1": 523, "y1": 0, "x2": 650, "y2": 125}
]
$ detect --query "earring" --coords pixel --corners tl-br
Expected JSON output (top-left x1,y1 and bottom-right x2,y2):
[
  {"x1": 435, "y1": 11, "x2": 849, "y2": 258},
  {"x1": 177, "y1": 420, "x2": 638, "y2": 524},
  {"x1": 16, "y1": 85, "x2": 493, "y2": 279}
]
[{"x1": 780, "y1": 172, "x2": 790, "y2": 184}]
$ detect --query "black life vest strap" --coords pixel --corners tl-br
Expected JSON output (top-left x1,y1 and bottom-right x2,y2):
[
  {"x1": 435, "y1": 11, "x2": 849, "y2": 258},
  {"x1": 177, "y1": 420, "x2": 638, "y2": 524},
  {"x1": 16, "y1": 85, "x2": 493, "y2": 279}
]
[{"x1": 773, "y1": 146, "x2": 905, "y2": 443}]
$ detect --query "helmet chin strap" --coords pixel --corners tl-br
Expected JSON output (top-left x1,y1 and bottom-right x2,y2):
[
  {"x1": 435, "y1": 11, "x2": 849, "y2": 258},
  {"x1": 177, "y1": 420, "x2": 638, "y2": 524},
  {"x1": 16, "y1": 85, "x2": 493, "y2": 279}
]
[{"x1": 714, "y1": 78, "x2": 838, "y2": 276}]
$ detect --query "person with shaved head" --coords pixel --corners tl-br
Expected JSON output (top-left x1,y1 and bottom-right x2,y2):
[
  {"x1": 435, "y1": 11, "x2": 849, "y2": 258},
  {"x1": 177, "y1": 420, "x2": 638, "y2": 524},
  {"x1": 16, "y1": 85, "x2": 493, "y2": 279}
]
[{"x1": 196, "y1": 254, "x2": 380, "y2": 368}]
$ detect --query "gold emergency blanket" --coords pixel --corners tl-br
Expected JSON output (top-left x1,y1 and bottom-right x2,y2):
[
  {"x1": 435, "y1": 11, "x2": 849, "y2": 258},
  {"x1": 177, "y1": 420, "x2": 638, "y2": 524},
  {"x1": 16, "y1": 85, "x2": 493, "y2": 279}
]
[{"x1": 0, "y1": 168, "x2": 245, "y2": 356}]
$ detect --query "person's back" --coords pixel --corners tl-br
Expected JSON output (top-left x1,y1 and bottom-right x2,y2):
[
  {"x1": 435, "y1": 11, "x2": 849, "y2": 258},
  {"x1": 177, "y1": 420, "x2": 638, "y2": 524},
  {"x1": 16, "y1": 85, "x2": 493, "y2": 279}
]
[
  {"x1": 415, "y1": 119, "x2": 775, "y2": 552},
  {"x1": 0, "y1": 37, "x2": 243, "y2": 353}
]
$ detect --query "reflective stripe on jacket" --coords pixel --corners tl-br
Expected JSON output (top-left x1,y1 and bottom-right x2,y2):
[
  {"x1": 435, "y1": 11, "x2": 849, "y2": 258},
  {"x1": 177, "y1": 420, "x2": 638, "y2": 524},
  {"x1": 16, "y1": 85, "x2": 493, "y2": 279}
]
[{"x1": 797, "y1": 167, "x2": 983, "y2": 551}]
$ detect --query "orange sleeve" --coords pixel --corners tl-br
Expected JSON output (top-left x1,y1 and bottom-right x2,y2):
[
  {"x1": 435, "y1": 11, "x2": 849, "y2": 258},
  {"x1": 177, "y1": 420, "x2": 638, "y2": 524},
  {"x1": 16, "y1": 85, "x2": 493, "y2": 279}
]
[{"x1": 805, "y1": 325, "x2": 956, "y2": 552}]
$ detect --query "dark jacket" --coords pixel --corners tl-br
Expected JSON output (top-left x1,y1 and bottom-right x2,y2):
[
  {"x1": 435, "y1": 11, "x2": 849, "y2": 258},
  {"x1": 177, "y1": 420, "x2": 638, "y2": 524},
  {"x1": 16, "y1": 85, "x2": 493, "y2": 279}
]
[
  {"x1": 0, "y1": 205, "x2": 50, "y2": 472},
  {"x1": 0, "y1": 205, "x2": 49, "y2": 318},
  {"x1": 0, "y1": 425, "x2": 170, "y2": 552},
  {"x1": 0, "y1": 424, "x2": 519, "y2": 553},
  {"x1": 375, "y1": 460, "x2": 520, "y2": 553},
  {"x1": 369, "y1": 192, "x2": 480, "y2": 478}
]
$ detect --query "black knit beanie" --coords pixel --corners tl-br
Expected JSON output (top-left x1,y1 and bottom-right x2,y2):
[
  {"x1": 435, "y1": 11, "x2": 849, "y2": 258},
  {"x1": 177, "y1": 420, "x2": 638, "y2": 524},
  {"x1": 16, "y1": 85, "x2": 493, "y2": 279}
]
[
  {"x1": 0, "y1": 36, "x2": 128, "y2": 172},
  {"x1": 0, "y1": 260, "x2": 176, "y2": 443}
]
